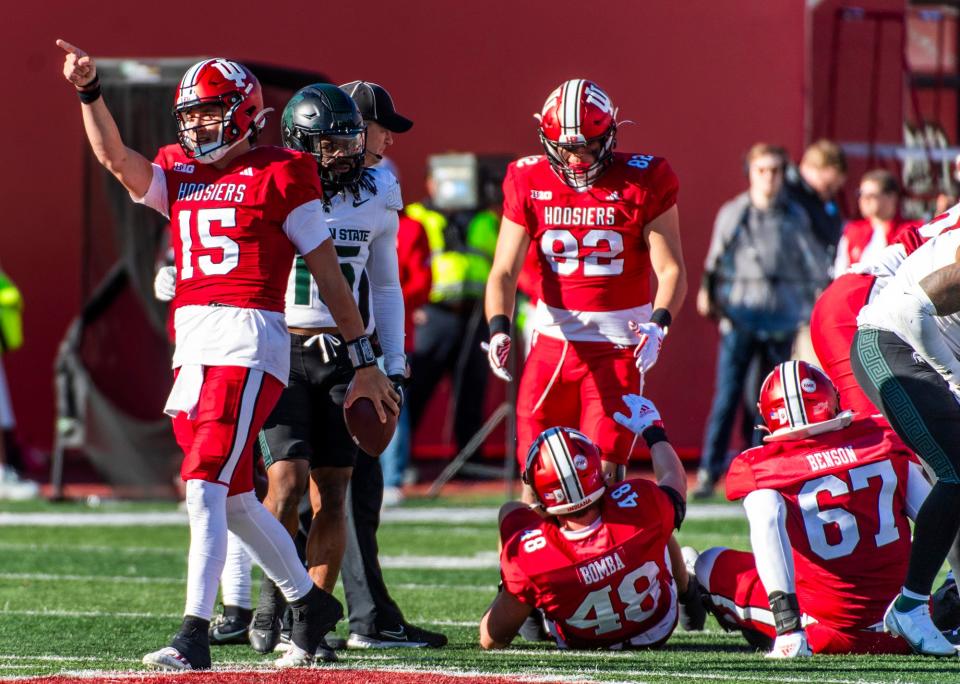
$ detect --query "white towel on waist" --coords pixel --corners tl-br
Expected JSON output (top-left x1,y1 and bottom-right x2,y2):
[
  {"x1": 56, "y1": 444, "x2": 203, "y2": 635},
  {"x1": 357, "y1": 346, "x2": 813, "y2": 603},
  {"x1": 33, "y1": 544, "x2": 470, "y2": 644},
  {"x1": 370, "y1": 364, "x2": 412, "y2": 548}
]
[{"x1": 164, "y1": 364, "x2": 204, "y2": 419}]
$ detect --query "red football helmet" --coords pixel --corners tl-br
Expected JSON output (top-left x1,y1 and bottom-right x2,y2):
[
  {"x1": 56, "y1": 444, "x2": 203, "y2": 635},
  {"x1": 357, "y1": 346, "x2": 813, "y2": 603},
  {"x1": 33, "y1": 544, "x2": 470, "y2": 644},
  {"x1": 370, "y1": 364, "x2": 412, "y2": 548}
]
[
  {"x1": 758, "y1": 361, "x2": 842, "y2": 440},
  {"x1": 523, "y1": 427, "x2": 606, "y2": 515},
  {"x1": 173, "y1": 59, "x2": 270, "y2": 164},
  {"x1": 536, "y1": 79, "x2": 618, "y2": 189}
]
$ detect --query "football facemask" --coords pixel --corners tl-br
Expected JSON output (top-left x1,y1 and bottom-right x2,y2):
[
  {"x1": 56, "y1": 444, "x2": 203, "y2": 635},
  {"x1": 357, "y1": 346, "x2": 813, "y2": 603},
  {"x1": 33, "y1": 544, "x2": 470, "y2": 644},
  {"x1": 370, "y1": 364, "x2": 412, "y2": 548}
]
[
  {"x1": 173, "y1": 59, "x2": 269, "y2": 164},
  {"x1": 281, "y1": 84, "x2": 368, "y2": 187},
  {"x1": 537, "y1": 79, "x2": 618, "y2": 190}
]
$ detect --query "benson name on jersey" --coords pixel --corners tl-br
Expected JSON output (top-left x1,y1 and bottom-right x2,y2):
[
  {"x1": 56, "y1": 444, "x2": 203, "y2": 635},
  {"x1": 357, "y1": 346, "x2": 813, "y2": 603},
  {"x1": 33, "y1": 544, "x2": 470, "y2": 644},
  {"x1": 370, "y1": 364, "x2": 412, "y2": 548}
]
[
  {"x1": 542, "y1": 206, "x2": 617, "y2": 226},
  {"x1": 805, "y1": 445, "x2": 858, "y2": 472},
  {"x1": 177, "y1": 182, "x2": 248, "y2": 203}
]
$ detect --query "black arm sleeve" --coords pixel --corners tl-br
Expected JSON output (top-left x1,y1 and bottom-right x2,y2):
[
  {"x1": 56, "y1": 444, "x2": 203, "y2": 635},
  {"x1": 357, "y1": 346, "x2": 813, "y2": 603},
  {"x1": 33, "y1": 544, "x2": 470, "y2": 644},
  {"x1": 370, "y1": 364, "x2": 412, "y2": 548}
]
[{"x1": 659, "y1": 485, "x2": 686, "y2": 530}]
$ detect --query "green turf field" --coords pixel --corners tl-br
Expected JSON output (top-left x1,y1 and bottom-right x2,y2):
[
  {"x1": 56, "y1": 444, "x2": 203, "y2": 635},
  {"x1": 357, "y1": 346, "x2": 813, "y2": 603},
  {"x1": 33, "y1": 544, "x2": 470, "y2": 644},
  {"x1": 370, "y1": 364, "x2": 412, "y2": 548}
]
[{"x1": 0, "y1": 497, "x2": 955, "y2": 683}]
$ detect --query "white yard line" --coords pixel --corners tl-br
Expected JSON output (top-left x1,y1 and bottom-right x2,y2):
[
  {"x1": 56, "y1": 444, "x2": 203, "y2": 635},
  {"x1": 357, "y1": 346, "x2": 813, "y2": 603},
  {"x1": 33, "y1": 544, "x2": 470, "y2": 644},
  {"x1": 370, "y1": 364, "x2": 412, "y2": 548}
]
[{"x1": 0, "y1": 504, "x2": 743, "y2": 527}]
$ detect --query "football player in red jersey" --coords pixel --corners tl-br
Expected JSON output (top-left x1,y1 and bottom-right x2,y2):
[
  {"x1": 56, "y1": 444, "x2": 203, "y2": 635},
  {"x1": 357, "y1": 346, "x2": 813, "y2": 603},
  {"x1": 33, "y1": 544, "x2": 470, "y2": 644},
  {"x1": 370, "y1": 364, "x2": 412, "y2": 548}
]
[
  {"x1": 810, "y1": 204, "x2": 960, "y2": 417},
  {"x1": 485, "y1": 79, "x2": 686, "y2": 486},
  {"x1": 58, "y1": 41, "x2": 397, "y2": 671},
  {"x1": 693, "y1": 361, "x2": 946, "y2": 656},
  {"x1": 480, "y1": 394, "x2": 702, "y2": 650}
]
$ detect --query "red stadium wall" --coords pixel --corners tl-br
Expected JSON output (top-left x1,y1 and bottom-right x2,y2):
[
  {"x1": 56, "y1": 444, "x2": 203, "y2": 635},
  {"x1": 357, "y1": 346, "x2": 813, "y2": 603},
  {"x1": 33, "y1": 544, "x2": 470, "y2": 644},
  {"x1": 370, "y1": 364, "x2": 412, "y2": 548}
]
[{"x1": 4, "y1": 1, "x2": 826, "y2": 466}]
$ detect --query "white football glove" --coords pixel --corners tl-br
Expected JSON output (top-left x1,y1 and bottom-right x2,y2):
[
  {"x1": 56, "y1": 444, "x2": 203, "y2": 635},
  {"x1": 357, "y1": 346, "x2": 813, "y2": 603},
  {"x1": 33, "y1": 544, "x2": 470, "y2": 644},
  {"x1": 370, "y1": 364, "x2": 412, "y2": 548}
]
[
  {"x1": 483, "y1": 333, "x2": 513, "y2": 382},
  {"x1": 153, "y1": 265, "x2": 176, "y2": 302},
  {"x1": 765, "y1": 630, "x2": 812, "y2": 659},
  {"x1": 630, "y1": 320, "x2": 665, "y2": 374},
  {"x1": 612, "y1": 394, "x2": 663, "y2": 436}
]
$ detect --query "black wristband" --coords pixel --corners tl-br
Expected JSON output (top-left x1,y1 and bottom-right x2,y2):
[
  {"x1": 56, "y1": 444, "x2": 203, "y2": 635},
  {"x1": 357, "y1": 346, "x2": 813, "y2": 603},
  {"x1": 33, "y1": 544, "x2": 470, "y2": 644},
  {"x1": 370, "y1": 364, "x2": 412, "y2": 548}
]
[
  {"x1": 650, "y1": 308, "x2": 672, "y2": 330},
  {"x1": 345, "y1": 336, "x2": 377, "y2": 369},
  {"x1": 76, "y1": 75, "x2": 102, "y2": 104},
  {"x1": 642, "y1": 425, "x2": 669, "y2": 448},
  {"x1": 489, "y1": 314, "x2": 510, "y2": 337},
  {"x1": 78, "y1": 84, "x2": 102, "y2": 104},
  {"x1": 769, "y1": 591, "x2": 802, "y2": 635}
]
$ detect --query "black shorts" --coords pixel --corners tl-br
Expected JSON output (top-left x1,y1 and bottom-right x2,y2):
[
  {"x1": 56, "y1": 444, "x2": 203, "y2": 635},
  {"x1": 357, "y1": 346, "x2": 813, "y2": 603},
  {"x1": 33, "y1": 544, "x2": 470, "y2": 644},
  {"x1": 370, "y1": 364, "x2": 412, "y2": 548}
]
[
  {"x1": 851, "y1": 326, "x2": 960, "y2": 484},
  {"x1": 259, "y1": 333, "x2": 358, "y2": 470}
]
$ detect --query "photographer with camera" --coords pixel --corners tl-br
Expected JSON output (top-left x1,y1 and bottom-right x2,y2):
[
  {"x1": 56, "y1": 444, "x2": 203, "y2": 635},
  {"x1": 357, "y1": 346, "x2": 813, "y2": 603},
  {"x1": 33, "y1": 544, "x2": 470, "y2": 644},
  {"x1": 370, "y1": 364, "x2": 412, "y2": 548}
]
[{"x1": 694, "y1": 143, "x2": 829, "y2": 499}]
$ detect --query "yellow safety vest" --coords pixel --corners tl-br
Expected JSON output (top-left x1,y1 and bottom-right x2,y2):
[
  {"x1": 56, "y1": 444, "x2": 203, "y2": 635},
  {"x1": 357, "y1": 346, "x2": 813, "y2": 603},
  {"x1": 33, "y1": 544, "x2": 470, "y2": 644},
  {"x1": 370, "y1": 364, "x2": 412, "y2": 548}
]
[
  {"x1": 406, "y1": 203, "x2": 498, "y2": 304},
  {"x1": 0, "y1": 272, "x2": 23, "y2": 353}
]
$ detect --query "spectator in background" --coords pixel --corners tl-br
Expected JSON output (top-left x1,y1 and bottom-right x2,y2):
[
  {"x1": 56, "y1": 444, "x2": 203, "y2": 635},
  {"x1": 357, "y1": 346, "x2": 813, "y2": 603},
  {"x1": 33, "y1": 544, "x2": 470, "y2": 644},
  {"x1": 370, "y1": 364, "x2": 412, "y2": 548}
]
[
  {"x1": 784, "y1": 139, "x2": 848, "y2": 257},
  {"x1": 695, "y1": 144, "x2": 829, "y2": 499},
  {"x1": 404, "y1": 155, "x2": 499, "y2": 469},
  {"x1": 0, "y1": 266, "x2": 37, "y2": 500},
  {"x1": 834, "y1": 169, "x2": 917, "y2": 275}
]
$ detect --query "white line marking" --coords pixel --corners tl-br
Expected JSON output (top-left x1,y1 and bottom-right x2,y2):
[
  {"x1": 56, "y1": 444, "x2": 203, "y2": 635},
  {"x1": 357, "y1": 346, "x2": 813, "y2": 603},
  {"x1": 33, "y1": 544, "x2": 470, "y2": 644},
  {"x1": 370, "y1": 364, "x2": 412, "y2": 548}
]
[
  {"x1": 0, "y1": 504, "x2": 743, "y2": 527},
  {"x1": 0, "y1": 572, "x2": 183, "y2": 585}
]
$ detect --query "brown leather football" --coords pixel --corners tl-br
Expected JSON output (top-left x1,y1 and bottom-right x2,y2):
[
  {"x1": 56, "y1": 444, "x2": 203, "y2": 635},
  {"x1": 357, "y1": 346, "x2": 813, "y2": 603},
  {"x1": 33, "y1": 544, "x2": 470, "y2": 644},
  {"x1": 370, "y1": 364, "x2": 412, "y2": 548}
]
[{"x1": 343, "y1": 397, "x2": 398, "y2": 456}]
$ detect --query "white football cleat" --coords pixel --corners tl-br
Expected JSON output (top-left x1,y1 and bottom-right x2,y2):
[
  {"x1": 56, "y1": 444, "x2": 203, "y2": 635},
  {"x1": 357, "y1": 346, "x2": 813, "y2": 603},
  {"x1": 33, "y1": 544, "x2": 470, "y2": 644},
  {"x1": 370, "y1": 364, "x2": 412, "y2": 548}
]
[
  {"x1": 884, "y1": 597, "x2": 958, "y2": 657},
  {"x1": 766, "y1": 630, "x2": 812, "y2": 659},
  {"x1": 142, "y1": 646, "x2": 194, "y2": 671},
  {"x1": 274, "y1": 644, "x2": 314, "y2": 668},
  {"x1": 681, "y1": 546, "x2": 699, "y2": 576}
]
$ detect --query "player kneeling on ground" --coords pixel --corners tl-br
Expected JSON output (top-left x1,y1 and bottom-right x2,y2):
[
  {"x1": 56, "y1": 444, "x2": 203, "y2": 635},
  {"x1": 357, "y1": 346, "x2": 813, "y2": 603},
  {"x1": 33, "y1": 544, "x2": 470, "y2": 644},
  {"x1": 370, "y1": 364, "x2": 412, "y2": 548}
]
[
  {"x1": 480, "y1": 395, "x2": 705, "y2": 650},
  {"x1": 695, "y1": 361, "x2": 958, "y2": 657}
]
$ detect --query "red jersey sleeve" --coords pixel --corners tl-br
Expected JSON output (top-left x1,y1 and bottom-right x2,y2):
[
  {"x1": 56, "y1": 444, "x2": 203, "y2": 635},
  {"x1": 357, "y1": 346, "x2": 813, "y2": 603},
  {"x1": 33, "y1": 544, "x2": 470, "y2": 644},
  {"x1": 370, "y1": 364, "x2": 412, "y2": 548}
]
[
  {"x1": 642, "y1": 158, "x2": 679, "y2": 225},
  {"x1": 267, "y1": 152, "x2": 324, "y2": 223},
  {"x1": 499, "y1": 506, "x2": 543, "y2": 544},
  {"x1": 501, "y1": 162, "x2": 534, "y2": 228},
  {"x1": 499, "y1": 507, "x2": 545, "y2": 605},
  {"x1": 725, "y1": 451, "x2": 760, "y2": 501}
]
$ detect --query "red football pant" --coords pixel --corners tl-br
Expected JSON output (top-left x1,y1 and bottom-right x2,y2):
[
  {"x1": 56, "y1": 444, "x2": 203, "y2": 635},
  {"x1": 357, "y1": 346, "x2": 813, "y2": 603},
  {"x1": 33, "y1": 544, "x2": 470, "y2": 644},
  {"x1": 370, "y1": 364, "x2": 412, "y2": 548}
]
[
  {"x1": 810, "y1": 273, "x2": 882, "y2": 418},
  {"x1": 698, "y1": 548, "x2": 910, "y2": 655},
  {"x1": 517, "y1": 334, "x2": 639, "y2": 468},
  {"x1": 172, "y1": 366, "x2": 283, "y2": 496}
]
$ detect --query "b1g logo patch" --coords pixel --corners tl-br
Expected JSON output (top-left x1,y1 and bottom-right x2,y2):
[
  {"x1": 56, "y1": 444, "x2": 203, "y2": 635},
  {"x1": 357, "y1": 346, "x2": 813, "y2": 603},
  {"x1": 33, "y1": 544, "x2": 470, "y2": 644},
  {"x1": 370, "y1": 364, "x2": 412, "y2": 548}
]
[
  {"x1": 530, "y1": 190, "x2": 553, "y2": 200},
  {"x1": 174, "y1": 162, "x2": 195, "y2": 174}
]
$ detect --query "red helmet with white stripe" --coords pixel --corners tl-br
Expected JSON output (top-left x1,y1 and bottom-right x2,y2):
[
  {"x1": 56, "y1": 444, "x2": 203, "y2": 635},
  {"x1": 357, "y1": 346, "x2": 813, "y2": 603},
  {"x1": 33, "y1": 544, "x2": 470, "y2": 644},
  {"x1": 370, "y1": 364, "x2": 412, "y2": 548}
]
[
  {"x1": 537, "y1": 79, "x2": 618, "y2": 189},
  {"x1": 173, "y1": 59, "x2": 270, "y2": 164},
  {"x1": 758, "y1": 361, "x2": 842, "y2": 440},
  {"x1": 523, "y1": 427, "x2": 606, "y2": 515}
]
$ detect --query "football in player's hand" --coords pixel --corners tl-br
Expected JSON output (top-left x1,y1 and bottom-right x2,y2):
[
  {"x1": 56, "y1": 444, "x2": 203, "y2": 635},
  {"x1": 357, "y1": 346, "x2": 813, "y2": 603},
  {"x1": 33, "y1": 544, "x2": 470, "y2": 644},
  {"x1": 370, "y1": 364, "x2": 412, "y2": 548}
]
[{"x1": 344, "y1": 397, "x2": 397, "y2": 456}]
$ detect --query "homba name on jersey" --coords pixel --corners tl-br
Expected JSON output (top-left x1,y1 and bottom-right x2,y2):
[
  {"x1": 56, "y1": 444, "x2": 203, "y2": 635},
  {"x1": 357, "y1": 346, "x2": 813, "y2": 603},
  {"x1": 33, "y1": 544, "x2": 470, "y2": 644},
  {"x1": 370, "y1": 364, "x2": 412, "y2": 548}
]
[
  {"x1": 543, "y1": 206, "x2": 617, "y2": 226},
  {"x1": 177, "y1": 182, "x2": 247, "y2": 203},
  {"x1": 806, "y1": 445, "x2": 858, "y2": 472},
  {"x1": 577, "y1": 550, "x2": 626, "y2": 585}
]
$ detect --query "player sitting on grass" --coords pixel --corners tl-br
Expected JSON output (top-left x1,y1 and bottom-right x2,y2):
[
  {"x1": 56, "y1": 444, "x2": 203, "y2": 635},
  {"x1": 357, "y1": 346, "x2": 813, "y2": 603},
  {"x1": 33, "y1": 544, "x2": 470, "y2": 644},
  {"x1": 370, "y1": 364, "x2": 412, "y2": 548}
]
[
  {"x1": 480, "y1": 395, "x2": 704, "y2": 650},
  {"x1": 693, "y1": 361, "x2": 959, "y2": 657}
]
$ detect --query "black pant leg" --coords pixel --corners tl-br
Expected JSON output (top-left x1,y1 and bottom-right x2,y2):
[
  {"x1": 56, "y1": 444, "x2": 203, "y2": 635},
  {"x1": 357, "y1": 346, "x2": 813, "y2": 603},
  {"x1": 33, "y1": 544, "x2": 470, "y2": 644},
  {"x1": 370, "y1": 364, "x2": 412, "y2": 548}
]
[{"x1": 341, "y1": 450, "x2": 403, "y2": 634}]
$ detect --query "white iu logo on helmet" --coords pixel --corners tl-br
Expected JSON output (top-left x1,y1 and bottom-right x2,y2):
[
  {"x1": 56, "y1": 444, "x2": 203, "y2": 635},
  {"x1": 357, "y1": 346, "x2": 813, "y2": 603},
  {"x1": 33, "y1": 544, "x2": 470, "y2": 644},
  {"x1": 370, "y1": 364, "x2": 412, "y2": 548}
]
[
  {"x1": 584, "y1": 83, "x2": 613, "y2": 116},
  {"x1": 212, "y1": 60, "x2": 247, "y2": 89}
]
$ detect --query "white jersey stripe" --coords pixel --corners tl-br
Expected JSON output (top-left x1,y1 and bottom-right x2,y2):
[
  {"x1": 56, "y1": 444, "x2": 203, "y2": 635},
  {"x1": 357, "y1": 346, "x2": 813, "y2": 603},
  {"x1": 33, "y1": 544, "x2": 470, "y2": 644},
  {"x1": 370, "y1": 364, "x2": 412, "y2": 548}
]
[
  {"x1": 781, "y1": 361, "x2": 807, "y2": 427},
  {"x1": 217, "y1": 369, "x2": 263, "y2": 485}
]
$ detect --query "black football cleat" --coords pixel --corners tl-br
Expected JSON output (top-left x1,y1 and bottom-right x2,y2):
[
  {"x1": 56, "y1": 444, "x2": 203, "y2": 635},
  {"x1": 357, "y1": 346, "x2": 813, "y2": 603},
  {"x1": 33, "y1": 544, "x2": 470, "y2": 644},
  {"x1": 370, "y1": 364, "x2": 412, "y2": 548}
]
[
  {"x1": 933, "y1": 577, "x2": 960, "y2": 631},
  {"x1": 144, "y1": 617, "x2": 212, "y2": 671},
  {"x1": 209, "y1": 607, "x2": 252, "y2": 646},
  {"x1": 249, "y1": 578, "x2": 286, "y2": 654},
  {"x1": 289, "y1": 585, "x2": 344, "y2": 655}
]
